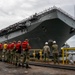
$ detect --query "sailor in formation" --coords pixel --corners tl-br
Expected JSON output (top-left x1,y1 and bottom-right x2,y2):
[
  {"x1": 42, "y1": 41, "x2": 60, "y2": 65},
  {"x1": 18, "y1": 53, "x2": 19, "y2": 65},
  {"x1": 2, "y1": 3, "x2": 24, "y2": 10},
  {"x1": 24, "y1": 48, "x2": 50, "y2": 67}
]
[
  {"x1": 22, "y1": 39, "x2": 31, "y2": 68},
  {"x1": 1, "y1": 39, "x2": 74, "y2": 67},
  {"x1": 2, "y1": 41, "x2": 8, "y2": 62},
  {"x1": 15, "y1": 41, "x2": 21, "y2": 66}
]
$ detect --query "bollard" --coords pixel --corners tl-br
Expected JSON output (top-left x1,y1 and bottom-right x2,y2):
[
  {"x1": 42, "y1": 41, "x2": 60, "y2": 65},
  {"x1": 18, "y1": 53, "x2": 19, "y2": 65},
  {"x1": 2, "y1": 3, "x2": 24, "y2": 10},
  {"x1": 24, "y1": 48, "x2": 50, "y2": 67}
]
[
  {"x1": 62, "y1": 48, "x2": 64, "y2": 65},
  {"x1": 66, "y1": 49, "x2": 68, "y2": 64},
  {"x1": 39, "y1": 50, "x2": 42, "y2": 60},
  {"x1": 33, "y1": 50, "x2": 36, "y2": 59}
]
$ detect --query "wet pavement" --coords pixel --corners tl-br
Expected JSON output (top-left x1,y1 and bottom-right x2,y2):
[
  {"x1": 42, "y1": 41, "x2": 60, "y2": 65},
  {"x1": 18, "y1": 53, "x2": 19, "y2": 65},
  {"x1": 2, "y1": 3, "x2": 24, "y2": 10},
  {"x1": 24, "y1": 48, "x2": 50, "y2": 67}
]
[{"x1": 0, "y1": 62, "x2": 75, "y2": 75}]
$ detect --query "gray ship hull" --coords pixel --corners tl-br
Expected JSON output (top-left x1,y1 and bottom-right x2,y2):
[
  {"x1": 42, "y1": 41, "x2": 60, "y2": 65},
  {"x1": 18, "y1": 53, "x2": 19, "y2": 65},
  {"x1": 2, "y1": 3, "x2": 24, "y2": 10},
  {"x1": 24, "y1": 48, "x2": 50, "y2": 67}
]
[{"x1": 3, "y1": 18, "x2": 74, "y2": 50}]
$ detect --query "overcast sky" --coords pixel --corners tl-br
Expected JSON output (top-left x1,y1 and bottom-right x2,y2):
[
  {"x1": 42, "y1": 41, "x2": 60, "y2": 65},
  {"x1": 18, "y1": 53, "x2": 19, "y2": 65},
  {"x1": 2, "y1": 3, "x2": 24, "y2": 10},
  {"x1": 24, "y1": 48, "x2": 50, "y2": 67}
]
[{"x1": 0, "y1": 0, "x2": 75, "y2": 47}]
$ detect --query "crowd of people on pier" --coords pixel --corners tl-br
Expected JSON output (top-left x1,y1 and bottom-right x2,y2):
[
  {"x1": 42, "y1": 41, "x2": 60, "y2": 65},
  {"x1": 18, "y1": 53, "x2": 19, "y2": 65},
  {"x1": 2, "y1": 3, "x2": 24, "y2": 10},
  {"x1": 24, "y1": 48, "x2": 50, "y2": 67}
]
[
  {"x1": 0, "y1": 39, "x2": 74, "y2": 68},
  {"x1": 0, "y1": 39, "x2": 31, "y2": 68},
  {"x1": 0, "y1": 39, "x2": 59, "y2": 67}
]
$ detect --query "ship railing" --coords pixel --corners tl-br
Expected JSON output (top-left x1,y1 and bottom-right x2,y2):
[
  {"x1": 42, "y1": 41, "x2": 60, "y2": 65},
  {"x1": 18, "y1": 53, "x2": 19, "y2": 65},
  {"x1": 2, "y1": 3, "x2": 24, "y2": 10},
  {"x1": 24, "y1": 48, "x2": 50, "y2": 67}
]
[
  {"x1": 29, "y1": 49, "x2": 52, "y2": 62},
  {"x1": 57, "y1": 7, "x2": 75, "y2": 20},
  {"x1": 19, "y1": 6, "x2": 57, "y2": 23},
  {"x1": 61, "y1": 47, "x2": 75, "y2": 64},
  {"x1": 29, "y1": 49, "x2": 43, "y2": 61},
  {"x1": 37, "y1": 6, "x2": 57, "y2": 16}
]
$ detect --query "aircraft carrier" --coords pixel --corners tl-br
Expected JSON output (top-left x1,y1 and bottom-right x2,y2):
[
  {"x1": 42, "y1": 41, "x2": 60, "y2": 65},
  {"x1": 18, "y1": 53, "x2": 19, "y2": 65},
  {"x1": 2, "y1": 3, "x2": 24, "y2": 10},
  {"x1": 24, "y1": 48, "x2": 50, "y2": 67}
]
[{"x1": 0, "y1": 6, "x2": 75, "y2": 50}]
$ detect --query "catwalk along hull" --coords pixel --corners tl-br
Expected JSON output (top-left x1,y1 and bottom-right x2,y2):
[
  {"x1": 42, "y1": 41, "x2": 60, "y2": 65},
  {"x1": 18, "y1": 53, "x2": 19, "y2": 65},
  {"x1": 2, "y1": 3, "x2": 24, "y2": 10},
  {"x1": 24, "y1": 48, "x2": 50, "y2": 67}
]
[{"x1": 0, "y1": 7, "x2": 75, "y2": 51}]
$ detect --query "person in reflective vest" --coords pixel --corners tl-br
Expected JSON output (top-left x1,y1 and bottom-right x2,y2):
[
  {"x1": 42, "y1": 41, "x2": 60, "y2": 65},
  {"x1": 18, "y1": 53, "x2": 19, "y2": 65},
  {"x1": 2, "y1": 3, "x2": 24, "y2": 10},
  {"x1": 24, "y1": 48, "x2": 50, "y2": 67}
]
[
  {"x1": 10, "y1": 41, "x2": 16, "y2": 64},
  {"x1": 15, "y1": 41, "x2": 21, "y2": 66},
  {"x1": 7, "y1": 42, "x2": 11, "y2": 63},
  {"x1": 22, "y1": 39, "x2": 31, "y2": 68},
  {"x1": 2, "y1": 41, "x2": 8, "y2": 62}
]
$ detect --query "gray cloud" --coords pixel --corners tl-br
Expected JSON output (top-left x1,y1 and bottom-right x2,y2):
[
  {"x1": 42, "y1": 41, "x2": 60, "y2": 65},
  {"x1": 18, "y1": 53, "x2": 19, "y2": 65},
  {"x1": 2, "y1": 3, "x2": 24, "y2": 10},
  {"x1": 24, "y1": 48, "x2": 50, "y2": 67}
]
[{"x1": 67, "y1": 35, "x2": 75, "y2": 47}]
